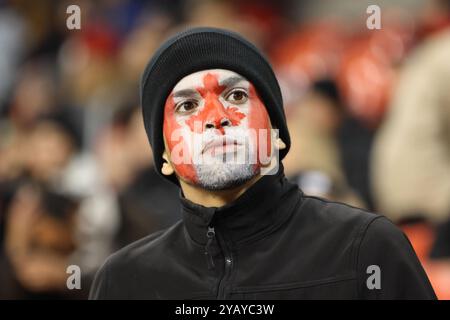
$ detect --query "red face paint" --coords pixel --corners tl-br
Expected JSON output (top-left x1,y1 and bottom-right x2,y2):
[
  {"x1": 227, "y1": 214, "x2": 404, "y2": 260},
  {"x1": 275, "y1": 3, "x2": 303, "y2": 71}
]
[
  {"x1": 163, "y1": 93, "x2": 198, "y2": 183},
  {"x1": 248, "y1": 83, "x2": 272, "y2": 166},
  {"x1": 186, "y1": 73, "x2": 246, "y2": 135},
  {"x1": 162, "y1": 70, "x2": 272, "y2": 185}
]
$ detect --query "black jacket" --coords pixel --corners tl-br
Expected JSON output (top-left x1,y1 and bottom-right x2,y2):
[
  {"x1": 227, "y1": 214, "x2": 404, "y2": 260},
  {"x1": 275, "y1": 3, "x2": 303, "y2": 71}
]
[{"x1": 89, "y1": 168, "x2": 436, "y2": 299}]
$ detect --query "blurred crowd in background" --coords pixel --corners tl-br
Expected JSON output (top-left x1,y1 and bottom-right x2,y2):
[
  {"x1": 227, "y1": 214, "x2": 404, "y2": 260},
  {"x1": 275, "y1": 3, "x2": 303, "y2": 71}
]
[{"x1": 0, "y1": 0, "x2": 449, "y2": 299}]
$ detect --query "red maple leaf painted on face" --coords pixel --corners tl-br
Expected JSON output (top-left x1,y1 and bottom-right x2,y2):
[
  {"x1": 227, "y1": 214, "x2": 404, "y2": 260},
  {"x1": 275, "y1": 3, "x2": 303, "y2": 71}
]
[{"x1": 186, "y1": 73, "x2": 246, "y2": 134}]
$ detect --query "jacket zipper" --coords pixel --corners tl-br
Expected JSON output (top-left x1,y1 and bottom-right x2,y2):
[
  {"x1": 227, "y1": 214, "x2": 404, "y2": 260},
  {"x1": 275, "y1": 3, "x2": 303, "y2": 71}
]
[
  {"x1": 215, "y1": 229, "x2": 233, "y2": 300},
  {"x1": 204, "y1": 226, "x2": 216, "y2": 270},
  {"x1": 203, "y1": 225, "x2": 234, "y2": 299}
]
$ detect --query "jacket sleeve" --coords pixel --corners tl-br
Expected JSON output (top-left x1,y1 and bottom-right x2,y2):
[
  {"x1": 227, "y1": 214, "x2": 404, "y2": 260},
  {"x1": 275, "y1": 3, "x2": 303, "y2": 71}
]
[
  {"x1": 88, "y1": 259, "x2": 110, "y2": 300},
  {"x1": 357, "y1": 216, "x2": 436, "y2": 299}
]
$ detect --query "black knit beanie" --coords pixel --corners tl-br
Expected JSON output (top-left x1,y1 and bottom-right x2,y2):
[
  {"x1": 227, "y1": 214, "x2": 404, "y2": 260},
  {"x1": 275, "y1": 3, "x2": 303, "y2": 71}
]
[{"x1": 140, "y1": 27, "x2": 290, "y2": 184}]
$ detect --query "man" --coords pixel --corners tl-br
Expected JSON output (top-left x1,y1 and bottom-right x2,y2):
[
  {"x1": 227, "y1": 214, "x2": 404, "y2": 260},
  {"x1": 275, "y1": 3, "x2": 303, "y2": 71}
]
[{"x1": 89, "y1": 27, "x2": 436, "y2": 299}]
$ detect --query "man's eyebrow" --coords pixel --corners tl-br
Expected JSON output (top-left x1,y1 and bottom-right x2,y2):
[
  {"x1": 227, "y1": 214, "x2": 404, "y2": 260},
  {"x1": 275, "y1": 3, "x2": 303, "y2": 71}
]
[
  {"x1": 220, "y1": 76, "x2": 247, "y2": 88},
  {"x1": 172, "y1": 88, "x2": 200, "y2": 98}
]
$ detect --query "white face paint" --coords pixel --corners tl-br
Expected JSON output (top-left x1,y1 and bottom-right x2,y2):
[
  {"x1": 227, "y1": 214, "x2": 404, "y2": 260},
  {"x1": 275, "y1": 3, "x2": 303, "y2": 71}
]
[{"x1": 163, "y1": 69, "x2": 273, "y2": 190}]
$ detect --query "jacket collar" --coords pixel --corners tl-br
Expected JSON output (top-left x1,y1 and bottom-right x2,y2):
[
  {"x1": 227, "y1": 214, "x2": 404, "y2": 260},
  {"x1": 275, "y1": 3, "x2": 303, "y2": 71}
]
[{"x1": 180, "y1": 164, "x2": 301, "y2": 245}]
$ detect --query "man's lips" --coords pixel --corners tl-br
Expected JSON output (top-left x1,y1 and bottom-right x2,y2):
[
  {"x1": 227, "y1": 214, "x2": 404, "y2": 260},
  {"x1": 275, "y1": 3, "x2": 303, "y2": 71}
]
[{"x1": 202, "y1": 137, "x2": 242, "y2": 155}]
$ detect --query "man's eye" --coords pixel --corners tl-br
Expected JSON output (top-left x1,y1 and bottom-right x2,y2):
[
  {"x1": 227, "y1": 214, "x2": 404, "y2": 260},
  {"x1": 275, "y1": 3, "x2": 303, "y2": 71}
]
[
  {"x1": 175, "y1": 101, "x2": 198, "y2": 114},
  {"x1": 226, "y1": 89, "x2": 248, "y2": 104}
]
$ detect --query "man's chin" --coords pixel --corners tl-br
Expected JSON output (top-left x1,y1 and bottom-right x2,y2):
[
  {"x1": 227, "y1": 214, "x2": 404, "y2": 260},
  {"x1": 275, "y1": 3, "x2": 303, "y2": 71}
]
[{"x1": 194, "y1": 163, "x2": 258, "y2": 191}]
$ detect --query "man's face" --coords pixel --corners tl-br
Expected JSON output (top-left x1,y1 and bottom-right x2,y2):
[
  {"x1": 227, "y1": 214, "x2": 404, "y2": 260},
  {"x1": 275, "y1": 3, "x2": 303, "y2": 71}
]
[{"x1": 163, "y1": 69, "x2": 274, "y2": 190}]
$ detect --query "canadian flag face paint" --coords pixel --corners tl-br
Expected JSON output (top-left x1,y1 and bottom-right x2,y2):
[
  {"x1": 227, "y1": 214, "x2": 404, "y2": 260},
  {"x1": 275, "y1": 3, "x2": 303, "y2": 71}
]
[{"x1": 163, "y1": 69, "x2": 274, "y2": 190}]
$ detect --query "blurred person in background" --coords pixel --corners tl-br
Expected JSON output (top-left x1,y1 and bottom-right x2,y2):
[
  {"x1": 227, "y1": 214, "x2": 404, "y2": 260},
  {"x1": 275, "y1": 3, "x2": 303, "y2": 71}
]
[
  {"x1": 371, "y1": 11, "x2": 450, "y2": 257},
  {"x1": 0, "y1": 111, "x2": 121, "y2": 299},
  {"x1": 0, "y1": 116, "x2": 84, "y2": 298},
  {"x1": 336, "y1": 22, "x2": 414, "y2": 210},
  {"x1": 2, "y1": 183, "x2": 80, "y2": 299},
  {"x1": 283, "y1": 79, "x2": 365, "y2": 207}
]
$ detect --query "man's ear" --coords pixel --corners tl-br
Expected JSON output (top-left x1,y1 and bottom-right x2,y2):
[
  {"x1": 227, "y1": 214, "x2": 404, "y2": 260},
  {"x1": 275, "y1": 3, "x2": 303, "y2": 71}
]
[
  {"x1": 161, "y1": 151, "x2": 175, "y2": 176},
  {"x1": 269, "y1": 122, "x2": 286, "y2": 152},
  {"x1": 275, "y1": 138, "x2": 286, "y2": 151}
]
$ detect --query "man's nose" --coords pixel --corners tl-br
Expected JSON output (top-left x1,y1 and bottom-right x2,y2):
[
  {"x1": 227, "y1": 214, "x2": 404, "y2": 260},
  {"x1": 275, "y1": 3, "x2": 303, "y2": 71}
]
[
  {"x1": 203, "y1": 97, "x2": 231, "y2": 131},
  {"x1": 205, "y1": 118, "x2": 231, "y2": 130}
]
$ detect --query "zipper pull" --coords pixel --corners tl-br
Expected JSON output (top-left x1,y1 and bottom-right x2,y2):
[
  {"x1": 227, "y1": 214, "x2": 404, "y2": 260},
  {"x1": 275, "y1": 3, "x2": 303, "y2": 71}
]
[{"x1": 204, "y1": 226, "x2": 215, "y2": 270}]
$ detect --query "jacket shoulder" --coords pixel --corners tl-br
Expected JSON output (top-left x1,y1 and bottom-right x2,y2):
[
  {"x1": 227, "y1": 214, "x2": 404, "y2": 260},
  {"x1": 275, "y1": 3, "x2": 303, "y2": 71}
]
[
  {"x1": 293, "y1": 195, "x2": 383, "y2": 267},
  {"x1": 300, "y1": 195, "x2": 380, "y2": 228},
  {"x1": 89, "y1": 221, "x2": 184, "y2": 299},
  {"x1": 109, "y1": 220, "x2": 184, "y2": 270}
]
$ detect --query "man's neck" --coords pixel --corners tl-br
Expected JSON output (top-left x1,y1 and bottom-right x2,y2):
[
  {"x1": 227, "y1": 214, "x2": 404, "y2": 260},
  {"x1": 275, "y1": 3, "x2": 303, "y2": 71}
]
[{"x1": 179, "y1": 175, "x2": 262, "y2": 208}]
